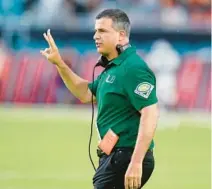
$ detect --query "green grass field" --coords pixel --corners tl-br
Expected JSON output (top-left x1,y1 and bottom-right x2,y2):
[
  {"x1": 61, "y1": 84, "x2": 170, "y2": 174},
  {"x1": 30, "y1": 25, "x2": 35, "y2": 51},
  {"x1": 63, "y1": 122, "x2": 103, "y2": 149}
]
[{"x1": 0, "y1": 106, "x2": 210, "y2": 189}]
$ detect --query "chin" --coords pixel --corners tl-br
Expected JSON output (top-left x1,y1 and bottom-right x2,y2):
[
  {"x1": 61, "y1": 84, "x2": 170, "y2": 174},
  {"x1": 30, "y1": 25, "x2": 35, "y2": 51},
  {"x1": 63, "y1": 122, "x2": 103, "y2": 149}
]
[{"x1": 97, "y1": 48, "x2": 106, "y2": 55}]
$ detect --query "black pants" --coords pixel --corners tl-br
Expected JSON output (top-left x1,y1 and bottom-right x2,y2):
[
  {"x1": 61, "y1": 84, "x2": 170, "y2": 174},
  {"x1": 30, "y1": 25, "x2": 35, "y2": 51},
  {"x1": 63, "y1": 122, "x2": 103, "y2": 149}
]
[{"x1": 93, "y1": 148, "x2": 155, "y2": 189}]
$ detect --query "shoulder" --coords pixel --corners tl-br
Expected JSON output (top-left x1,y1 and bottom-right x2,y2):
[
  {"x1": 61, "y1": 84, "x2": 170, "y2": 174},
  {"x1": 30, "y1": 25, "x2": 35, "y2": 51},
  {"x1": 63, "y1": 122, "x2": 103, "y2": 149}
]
[{"x1": 124, "y1": 53, "x2": 156, "y2": 78}]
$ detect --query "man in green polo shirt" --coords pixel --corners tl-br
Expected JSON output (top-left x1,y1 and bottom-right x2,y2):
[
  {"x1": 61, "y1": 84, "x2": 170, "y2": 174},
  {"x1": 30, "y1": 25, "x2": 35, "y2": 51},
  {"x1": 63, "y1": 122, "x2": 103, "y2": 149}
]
[{"x1": 41, "y1": 8, "x2": 159, "y2": 189}]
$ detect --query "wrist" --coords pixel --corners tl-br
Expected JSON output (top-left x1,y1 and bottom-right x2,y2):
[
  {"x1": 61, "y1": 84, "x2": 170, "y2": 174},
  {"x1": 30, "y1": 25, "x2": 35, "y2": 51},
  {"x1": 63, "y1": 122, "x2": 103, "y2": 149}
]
[
  {"x1": 129, "y1": 161, "x2": 142, "y2": 168},
  {"x1": 130, "y1": 157, "x2": 143, "y2": 165},
  {"x1": 130, "y1": 151, "x2": 144, "y2": 165},
  {"x1": 56, "y1": 59, "x2": 66, "y2": 69}
]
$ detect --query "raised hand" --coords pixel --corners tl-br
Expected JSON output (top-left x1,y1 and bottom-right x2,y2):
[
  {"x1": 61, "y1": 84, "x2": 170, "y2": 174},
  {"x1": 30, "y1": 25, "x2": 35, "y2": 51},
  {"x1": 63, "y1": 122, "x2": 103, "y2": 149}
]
[{"x1": 40, "y1": 29, "x2": 62, "y2": 65}]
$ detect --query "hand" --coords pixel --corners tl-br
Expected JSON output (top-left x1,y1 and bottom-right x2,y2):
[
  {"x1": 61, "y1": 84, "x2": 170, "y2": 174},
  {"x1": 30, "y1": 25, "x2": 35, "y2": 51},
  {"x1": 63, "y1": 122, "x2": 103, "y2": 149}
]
[
  {"x1": 40, "y1": 29, "x2": 62, "y2": 65},
  {"x1": 125, "y1": 162, "x2": 142, "y2": 189}
]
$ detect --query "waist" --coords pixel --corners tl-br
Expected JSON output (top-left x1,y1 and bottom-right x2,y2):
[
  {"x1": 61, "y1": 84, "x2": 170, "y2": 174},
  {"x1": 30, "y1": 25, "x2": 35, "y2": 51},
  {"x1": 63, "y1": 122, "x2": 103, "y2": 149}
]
[{"x1": 97, "y1": 146, "x2": 153, "y2": 158}]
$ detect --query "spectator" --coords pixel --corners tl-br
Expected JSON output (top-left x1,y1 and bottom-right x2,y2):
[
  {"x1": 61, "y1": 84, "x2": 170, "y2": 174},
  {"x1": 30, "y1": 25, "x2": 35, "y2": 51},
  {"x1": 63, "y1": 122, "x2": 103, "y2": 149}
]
[
  {"x1": 146, "y1": 39, "x2": 181, "y2": 109},
  {"x1": 160, "y1": 0, "x2": 188, "y2": 28}
]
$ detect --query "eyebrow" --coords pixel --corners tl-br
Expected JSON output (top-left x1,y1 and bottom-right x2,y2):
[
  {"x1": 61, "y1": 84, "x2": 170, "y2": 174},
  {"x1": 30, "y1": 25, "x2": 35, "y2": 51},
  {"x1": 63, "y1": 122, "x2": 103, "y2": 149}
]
[{"x1": 94, "y1": 28, "x2": 109, "y2": 32}]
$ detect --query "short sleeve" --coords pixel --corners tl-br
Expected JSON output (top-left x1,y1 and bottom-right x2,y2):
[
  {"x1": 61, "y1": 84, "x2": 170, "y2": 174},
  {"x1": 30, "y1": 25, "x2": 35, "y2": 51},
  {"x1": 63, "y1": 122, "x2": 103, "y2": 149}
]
[
  {"x1": 88, "y1": 75, "x2": 101, "y2": 96},
  {"x1": 124, "y1": 66, "x2": 158, "y2": 111}
]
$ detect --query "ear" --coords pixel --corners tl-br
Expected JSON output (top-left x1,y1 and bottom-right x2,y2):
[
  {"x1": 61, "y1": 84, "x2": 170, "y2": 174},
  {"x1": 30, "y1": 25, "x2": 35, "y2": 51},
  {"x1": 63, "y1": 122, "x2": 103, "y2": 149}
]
[{"x1": 119, "y1": 30, "x2": 126, "y2": 42}]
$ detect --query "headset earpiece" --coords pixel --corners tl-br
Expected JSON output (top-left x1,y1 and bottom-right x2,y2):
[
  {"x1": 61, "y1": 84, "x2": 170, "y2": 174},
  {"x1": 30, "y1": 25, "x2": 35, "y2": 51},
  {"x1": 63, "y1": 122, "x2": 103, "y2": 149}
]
[{"x1": 116, "y1": 43, "x2": 131, "y2": 55}]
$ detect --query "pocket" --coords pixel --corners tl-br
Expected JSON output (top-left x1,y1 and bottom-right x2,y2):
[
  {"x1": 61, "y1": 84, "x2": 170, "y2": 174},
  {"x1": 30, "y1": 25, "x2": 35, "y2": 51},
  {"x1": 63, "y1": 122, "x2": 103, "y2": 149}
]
[
  {"x1": 110, "y1": 150, "x2": 132, "y2": 171},
  {"x1": 99, "y1": 155, "x2": 106, "y2": 166}
]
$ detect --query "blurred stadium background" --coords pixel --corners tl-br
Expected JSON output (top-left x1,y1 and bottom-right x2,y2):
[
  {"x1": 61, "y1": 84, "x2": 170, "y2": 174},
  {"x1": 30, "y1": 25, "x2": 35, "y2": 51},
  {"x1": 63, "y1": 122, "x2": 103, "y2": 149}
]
[{"x1": 0, "y1": 0, "x2": 211, "y2": 189}]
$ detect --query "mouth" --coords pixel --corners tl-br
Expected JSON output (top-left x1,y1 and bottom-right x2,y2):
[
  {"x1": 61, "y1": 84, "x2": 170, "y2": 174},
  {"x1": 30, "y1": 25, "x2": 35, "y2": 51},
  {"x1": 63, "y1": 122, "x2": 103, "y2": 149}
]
[{"x1": 96, "y1": 42, "x2": 102, "y2": 48}]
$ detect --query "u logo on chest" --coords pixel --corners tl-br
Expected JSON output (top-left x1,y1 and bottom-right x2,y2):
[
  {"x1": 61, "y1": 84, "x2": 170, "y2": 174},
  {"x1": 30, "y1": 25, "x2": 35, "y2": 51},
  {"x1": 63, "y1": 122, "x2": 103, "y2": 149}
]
[{"x1": 105, "y1": 74, "x2": 116, "y2": 83}]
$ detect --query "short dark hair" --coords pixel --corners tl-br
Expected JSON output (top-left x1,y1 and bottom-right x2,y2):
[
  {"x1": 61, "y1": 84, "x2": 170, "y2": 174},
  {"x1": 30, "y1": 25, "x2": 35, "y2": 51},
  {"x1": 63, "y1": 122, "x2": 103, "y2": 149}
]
[{"x1": 96, "y1": 9, "x2": 131, "y2": 38}]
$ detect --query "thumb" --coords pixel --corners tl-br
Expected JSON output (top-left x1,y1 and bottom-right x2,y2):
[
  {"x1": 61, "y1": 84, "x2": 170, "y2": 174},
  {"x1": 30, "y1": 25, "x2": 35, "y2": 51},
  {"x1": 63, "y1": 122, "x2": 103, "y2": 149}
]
[{"x1": 40, "y1": 50, "x2": 49, "y2": 58}]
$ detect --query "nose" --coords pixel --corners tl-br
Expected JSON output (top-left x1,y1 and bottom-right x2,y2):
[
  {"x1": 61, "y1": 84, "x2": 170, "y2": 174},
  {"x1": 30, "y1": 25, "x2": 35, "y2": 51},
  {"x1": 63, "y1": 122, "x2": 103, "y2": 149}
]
[{"x1": 93, "y1": 32, "x2": 100, "y2": 40}]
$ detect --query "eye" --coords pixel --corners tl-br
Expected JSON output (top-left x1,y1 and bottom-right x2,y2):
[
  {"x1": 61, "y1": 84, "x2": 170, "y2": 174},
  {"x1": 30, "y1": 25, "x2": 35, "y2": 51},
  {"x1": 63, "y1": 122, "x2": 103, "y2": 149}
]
[
  {"x1": 96, "y1": 29, "x2": 107, "y2": 33},
  {"x1": 100, "y1": 29, "x2": 107, "y2": 33}
]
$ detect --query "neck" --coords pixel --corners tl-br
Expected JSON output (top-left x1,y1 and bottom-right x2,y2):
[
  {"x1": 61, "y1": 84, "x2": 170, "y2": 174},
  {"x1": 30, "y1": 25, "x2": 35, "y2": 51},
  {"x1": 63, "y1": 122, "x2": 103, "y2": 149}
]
[
  {"x1": 106, "y1": 40, "x2": 130, "y2": 61},
  {"x1": 106, "y1": 50, "x2": 118, "y2": 61}
]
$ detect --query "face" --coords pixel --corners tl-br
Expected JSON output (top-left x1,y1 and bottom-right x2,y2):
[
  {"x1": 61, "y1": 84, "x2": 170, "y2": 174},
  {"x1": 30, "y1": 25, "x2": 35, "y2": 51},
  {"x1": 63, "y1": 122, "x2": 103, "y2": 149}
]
[{"x1": 93, "y1": 17, "x2": 124, "y2": 57}]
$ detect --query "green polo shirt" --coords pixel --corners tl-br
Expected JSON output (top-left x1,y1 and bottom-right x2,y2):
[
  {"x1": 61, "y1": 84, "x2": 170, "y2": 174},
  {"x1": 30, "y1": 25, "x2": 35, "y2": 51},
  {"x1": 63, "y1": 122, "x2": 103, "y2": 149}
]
[{"x1": 88, "y1": 46, "x2": 158, "y2": 149}]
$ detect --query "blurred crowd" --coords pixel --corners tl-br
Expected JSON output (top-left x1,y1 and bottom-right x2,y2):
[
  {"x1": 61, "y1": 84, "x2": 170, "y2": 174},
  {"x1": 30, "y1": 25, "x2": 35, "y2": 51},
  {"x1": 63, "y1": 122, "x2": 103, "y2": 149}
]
[{"x1": 0, "y1": 0, "x2": 211, "y2": 30}]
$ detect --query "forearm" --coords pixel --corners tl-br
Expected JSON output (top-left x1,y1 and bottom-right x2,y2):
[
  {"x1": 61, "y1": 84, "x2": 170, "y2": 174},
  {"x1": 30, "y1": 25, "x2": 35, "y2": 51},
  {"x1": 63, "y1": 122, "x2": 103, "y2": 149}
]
[
  {"x1": 56, "y1": 60, "x2": 91, "y2": 103},
  {"x1": 131, "y1": 105, "x2": 159, "y2": 164}
]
